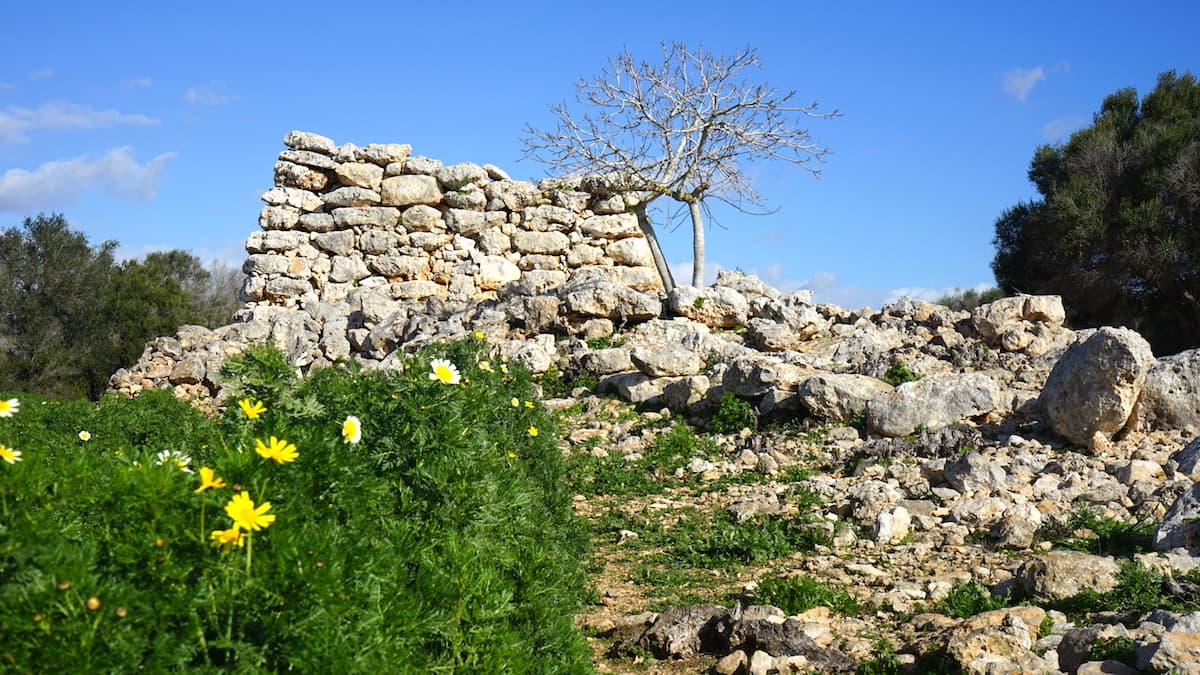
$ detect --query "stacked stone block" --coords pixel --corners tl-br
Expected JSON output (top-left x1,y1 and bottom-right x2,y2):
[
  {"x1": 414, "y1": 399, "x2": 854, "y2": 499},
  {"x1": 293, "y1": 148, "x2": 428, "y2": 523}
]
[{"x1": 240, "y1": 130, "x2": 661, "y2": 313}]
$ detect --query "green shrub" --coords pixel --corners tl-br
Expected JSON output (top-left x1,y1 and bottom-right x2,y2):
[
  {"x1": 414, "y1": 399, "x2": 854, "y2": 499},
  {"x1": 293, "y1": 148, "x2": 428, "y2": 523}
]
[
  {"x1": 675, "y1": 510, "x2": 830, "y2": 568},
  {"x1": 856, "y1": 637, "x2": 902, "y2": 675},
  {"x1": 882, "y1": 361, "x2": 919, "y2": 386},
  {"x1": 1054, "y1": 561, "x2": 1181, "y2": 617},
  {"x1": 935, "y1": 582, "x2": 1014, "y2": 618},
  {"x1": 754, "y1": 574, "x2": 859, "y2": 616},
  {"x1": 1039, "y1": 507, "x2": 1155, "y2": 557},
  {"x1": 0, "y1": 342, "x2": 593, "y2": 673},
  {"x1": 710, "y1": 391, "x2": 757, "y2": 434},
  {"x1": 537, "y1": 364, "x2": 599, "y2": 399},
  {"x1": 1089, "y1": 636, "x2": 1138, "y2": 665}
]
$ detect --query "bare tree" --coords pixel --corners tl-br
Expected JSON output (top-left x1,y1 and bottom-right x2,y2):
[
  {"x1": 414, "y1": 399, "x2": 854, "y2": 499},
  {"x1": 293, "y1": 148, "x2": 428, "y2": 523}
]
[{"x1": 523, "y1": 43, "x2": 838, "y2": 289}]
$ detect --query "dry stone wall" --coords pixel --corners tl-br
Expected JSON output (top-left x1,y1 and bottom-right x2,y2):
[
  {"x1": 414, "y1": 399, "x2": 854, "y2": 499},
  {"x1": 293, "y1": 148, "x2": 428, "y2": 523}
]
[{"x1": 243, "y1": 130, "x2": 661, "y2": 312}]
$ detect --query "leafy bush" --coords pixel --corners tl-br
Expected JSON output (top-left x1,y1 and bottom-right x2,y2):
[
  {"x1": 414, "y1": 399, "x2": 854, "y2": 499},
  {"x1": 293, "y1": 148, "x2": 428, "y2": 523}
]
[
  {"x1": 1038, "y1": 507, "x2": 1155, "y2": 557},
  {"x1": 882, "y1": 361, "x2": 919, "y2": 386},
  {"x1": 0, "y1": 342, "x2": 593, "y2": 673},
  {"x1": 935, "y1": 582, "x2": 1014, "y2": 618},
  {"x1": 710, "y1": 391, "x2": 757, "y2": 434},
  {"x1": 1054, "y1": 561, "x2": 1183, "y2": 617},
  {"x1": 934, "y1": 286, "x2": 1006, "y2": 311},
  {"x1": 675, "y1": 509, "x2": 830, "y2": 568},
  {"x1": 1089, "y1": 636, "x2": 1138, "y2": 665},
  {"x1": 856, "y1": 637, "x2": 902, "y2": 675},
  {"x1": 755, "y1": 574, "x2": 859, "y2": 616}
]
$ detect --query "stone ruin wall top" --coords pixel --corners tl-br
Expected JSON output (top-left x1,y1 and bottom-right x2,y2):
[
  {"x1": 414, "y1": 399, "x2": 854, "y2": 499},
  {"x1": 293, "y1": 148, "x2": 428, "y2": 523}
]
[{"x1": 242, "y1": 130, "x2": 663, "y2": 317}]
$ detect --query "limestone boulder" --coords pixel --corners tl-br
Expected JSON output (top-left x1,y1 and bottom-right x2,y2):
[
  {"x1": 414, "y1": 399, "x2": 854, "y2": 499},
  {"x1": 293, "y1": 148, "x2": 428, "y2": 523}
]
[
  {"x1": 335, "y1": 162, "x2": 384, "y2": 190},
  {"x1": 1155, "y1": 482, "x2": 1200, "y2": 551},
  {"x1": 261, "y1": 186, "x2": 323, "y2": 212},
  {"x1": 1016, "y1": 551, "x2": 1121, "y2": 601},
  {"x1": 1040, "y1": 327, "x2": 1155, "y2": 445},
  {"x1": 558, "y1": 274, "x2": 661, "y2": 322},
  {"x1": 322, "y1": 187, "x2": 380, "y2": 208},
  {"x1": 866, "y1": 373, "x2": 1002, "y2": 437},
  {"x1": 1137, "y1": 348, "x2": 1200, "y2": 433},
  {"x1": 274, "y1": 161, "x2": 328, "y2": 191},
  {"x1": 630, "y1": 345, "x2": 702, "y2": 377},
  {"x1": 797, "y1": 374, "x2": 893, "y2": 422},
  {"x1": 722, "y1": 355, "x2": 810, "y2": 397},
  {"x1": 283, "y1": 130, "x2": 336, "y2": 154},
  {"x1": 669, "y1": 285, "x2": 749, "y2": 329}
]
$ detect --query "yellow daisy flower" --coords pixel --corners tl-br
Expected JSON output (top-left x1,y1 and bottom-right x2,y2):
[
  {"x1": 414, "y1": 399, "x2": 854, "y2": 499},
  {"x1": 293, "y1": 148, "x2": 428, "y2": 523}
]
[
  {"x1": 224, "y1": 492, "x2": 275, "y2": 531},
  {"x1": 255, "y1": 436, "x2": 298, "y2": 464},
  {"x1": 78, "y1": 430, "x2": 91, "y2": 442},
  {"x1": 342, "y1": 416, "x2": 362, "y2": 444},
  {"x1": 0, "y1": 398, "x2": 18, "y2": 417},
  {"x1": 194, "y1": 467, "x2": 227, "y2": 493},
  {"x1": 510, "y1": 397, "x2": 520, "y2": 407},
  {"x1": 528, "y1": 426, "x2": 539, "y2": 437},
  {"x1": 210, "y1": 525, "x2": 245, "y2": 551},
  {"x1": 429, "y1": 359, "x2": 461, "y2": 385},
  {"x1": 479, "y1": 361, "x2": 493, "y2": 372},
  {"x1": 0, "y1": 444, "x2": 20, "y2": 464},
  {"x1": 238, "y1": 399, "x2": 266, "y2": 419}
]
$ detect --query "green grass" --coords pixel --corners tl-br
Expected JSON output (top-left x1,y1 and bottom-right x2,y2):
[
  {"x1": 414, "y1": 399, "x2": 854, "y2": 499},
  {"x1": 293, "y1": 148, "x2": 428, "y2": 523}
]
[
  {"x1": 856, "y1": 637, "x2": 903, "y2": 675},
  {"x1": 1052, "y1": 561, "x2": 1198, "y2": 617},
  {"x1": 1038, "y1": 507, "x2": 1156, "y2": 557},
  {"x1": 754, "y1": 574, "x2": 860, "y2": 616},
  {"x1": 564, "y1": 421, "x2": 717, "y2": 496},
  {"x1": 935, "y1": 582, "x2": 1016, "y2": 618},
  {"x1": 0, "y1": 340, "x2": 595, "y2": 673},
  {"x1": 672, "y1": 510, "x2": 830, "y2": 569}
]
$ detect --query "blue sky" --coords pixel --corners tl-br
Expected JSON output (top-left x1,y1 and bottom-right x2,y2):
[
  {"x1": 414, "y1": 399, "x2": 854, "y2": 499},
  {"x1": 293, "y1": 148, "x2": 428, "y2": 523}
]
[{"x1": 2, "y1": 1, "x2": 1196, "y2": 309}]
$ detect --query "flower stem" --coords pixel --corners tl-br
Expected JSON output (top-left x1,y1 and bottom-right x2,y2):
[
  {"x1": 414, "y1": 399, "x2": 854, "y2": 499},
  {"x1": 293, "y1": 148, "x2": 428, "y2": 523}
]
[{"x1": 245, "y1": 531, "x2": 253, "y2": 579}]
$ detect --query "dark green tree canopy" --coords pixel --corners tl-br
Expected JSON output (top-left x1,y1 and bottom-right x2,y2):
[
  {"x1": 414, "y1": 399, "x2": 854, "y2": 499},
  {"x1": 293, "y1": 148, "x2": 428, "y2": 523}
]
[
  {"x1": 993, "y1": 70, "x2": 1200, "y2": 354},
  {"x1": 0, "y1": 214, "x2": 243, "y2": 398}
]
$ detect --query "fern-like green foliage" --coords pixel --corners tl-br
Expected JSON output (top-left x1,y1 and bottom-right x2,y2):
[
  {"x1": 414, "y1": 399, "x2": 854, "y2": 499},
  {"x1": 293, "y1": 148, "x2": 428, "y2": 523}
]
[{"x1": 0, "y1": 340, "x2": 593, "y2": 673}]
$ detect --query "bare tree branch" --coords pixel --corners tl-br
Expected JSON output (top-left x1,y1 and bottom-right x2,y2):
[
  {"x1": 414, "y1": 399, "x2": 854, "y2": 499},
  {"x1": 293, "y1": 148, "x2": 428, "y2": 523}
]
[{"x1": 522, "y1": 42, "x2": 839, "y2": 287}]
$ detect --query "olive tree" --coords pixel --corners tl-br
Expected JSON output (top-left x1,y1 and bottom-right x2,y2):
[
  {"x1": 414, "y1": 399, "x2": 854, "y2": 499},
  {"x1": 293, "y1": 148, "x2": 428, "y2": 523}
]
[{"x1": 523, "y1": 43, "x2": 838, "y2": 289}]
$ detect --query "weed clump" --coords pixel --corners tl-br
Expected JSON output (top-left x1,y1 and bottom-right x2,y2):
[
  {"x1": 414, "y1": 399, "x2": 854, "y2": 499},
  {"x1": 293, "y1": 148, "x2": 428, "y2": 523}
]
[
  {"x1": 754, "y1": 574, "x2": 860, "y2": 616},
  {"x1": 710, "y1": 391, "x2": 757, "y2": 434}
]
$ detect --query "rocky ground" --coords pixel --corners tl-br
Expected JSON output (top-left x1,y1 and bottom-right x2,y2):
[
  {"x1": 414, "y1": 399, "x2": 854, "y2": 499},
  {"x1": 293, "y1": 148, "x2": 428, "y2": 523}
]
[
  {"x1": 114, "y1": 269, "x2": 1200, "y2": 673},
  {"x1": 556, "y1": 393, "x2": 1200, "y2": 674}
]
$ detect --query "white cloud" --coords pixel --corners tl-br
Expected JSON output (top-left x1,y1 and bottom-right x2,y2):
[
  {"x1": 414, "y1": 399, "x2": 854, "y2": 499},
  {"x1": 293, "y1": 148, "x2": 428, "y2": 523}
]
[
  {"x1": 0, "y1": 82, "x2": 13, "y2": 91},
  {"x1": 669, "y1": 259, "x2": 722, "y2": 286},
  {"x1": 0, "y1": 147, "x2": 176, "y2": 211},
  {"x1": 1002, "y1": 66, "x2": 1046, "y2": 101},
  {"x1": 122, "y1": 76, "x2": 154, "y2": 90},
  {"x1": 1002, "y1": 62, "x2": 1071, "y2": 102},
  {"x1": 884, "y1": 281, "x2": 996, "y2": 305},
  {"x1": 0, "y1": 102, "x2": 159, "y2": 143},
  {"x1": 1040, "y1": 114, "x2": 1089, "y2": 141},
  {"x1": 29, "y1": 68, "x2": 55, "y2": 81},
  {"x1": 184, "y1": 82, "x2": 236, "y2": 106}
]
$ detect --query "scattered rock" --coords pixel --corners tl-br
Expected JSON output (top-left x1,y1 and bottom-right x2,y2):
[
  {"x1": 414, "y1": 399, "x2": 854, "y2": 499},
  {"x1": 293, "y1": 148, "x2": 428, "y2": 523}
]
[{"x1": 1041, "y1": 327, "x2": 1156, "y2": 445}]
